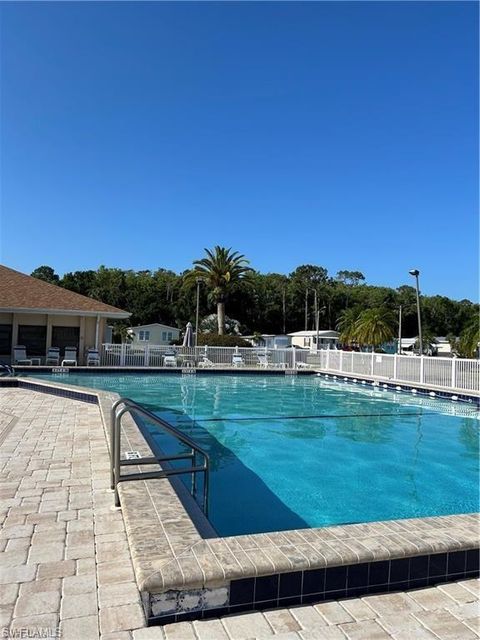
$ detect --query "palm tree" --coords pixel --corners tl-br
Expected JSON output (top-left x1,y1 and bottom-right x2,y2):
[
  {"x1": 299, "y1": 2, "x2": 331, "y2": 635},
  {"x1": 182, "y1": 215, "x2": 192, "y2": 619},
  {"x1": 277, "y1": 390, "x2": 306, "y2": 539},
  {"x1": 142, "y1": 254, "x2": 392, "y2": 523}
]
[
  {"x1": 336, "y1": 308, "x2": 360, "y2": 345},
  {"x1": 185, "y1": 246, "x2": 253, "y2": 335},
  {"x1": 459, "y1": 319, "x2": 480, "y2": 358},
  {"x1": 354, "y1": 308, "x2": 395, "y2": 351}
]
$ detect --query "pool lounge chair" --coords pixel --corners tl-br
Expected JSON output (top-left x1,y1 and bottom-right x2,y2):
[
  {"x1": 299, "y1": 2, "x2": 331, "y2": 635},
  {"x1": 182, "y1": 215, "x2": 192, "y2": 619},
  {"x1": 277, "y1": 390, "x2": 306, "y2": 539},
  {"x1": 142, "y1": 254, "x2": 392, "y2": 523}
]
[
  {"x1": 232, "y1": 354, "x2": 245, "y2": 367},
  {"x1": 86, "y1": 348, "x2": 101, "y2": 366},
  {"x1": 62, "y1": 347, "x2": 78, "y2": 367},
  {"x1": 13, "y1": 346, "x2": 33, "y2": 366},
  {"x1": 198, "y1": 356, "x2": 215, "y2": 368},
  {"x1": 257, "y1": 354, "x2": 269, "y2": 368},
  {"x1": 45, "y1": 347, "x2": 60, "y2": 366},
  {"x1": 163, "y1": 354, "x2": 177, "y2": 367}
]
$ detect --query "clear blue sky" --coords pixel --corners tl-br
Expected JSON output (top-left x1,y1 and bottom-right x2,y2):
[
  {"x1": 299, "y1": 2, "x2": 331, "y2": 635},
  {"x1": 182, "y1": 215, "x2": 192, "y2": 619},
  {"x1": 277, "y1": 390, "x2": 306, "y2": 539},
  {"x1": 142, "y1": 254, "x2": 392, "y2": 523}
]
[{"x1": 1, "y1": 1, "x2": 478, "y2": 300}]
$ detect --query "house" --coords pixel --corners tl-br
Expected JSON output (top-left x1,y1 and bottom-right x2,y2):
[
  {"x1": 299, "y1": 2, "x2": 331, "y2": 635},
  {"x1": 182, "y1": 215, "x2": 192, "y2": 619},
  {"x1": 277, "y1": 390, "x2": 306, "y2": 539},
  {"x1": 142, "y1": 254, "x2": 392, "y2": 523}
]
[
  {"x1": 244, "y1": 334, "x2": 292, "y2": 349},
  {"x1": 0, "y1": 265, "x2": 130, "y2": 365},
  {"x1": 127, "y1": 323, "x2": 180, "y2": 346},
  {"x1": 288, "y1": 330, "x2": 340, "y2": 350}
]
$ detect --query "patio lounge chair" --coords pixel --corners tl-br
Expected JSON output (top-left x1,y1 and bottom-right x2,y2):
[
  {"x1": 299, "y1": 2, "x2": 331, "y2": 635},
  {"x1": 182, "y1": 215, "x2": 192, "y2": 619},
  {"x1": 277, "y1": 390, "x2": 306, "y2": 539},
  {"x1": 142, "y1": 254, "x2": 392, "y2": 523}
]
[
  {"x1": 62, "y1": 347, "x2": 78, "y2": 367},
  {"x1": 198, "y1": 356, "x2": 215, "y2": 368},
  {"x1": 163, "y1": 354, "x2": 177, "y2": 367},
  {"x1": 232, "y1": 354, "x2": 245, "y2": 367},
  {"x1": 86, "y1": 348, "x2": 100, "y2": 366},
  {"x1": 45, "y1": 347, "x2": 60, "y2": 366},
  {"x1": 257, "y1": 354, "x2": 269, "y2": 368},
  {"x1": 296, "y1": 361, "x2": 312, "y2": 369},
  {"x1": 13, "y1": 346, "x2": 32, "y2": 365}
]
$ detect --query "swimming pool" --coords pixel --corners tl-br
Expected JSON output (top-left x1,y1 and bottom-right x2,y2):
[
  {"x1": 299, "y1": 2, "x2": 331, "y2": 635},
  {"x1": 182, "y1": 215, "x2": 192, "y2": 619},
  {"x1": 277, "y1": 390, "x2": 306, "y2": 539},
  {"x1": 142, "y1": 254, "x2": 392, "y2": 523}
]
[{"x1": 28, "y1": 372, "x2": 479, "y2": 536}]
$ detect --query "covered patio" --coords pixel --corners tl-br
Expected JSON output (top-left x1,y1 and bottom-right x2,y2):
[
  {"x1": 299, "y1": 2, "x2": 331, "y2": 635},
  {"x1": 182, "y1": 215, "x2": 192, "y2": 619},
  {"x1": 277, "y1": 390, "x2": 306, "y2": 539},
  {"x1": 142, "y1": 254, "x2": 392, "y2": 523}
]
[{"x1": 0, "y1": 265, "x2": 130, "y2": 365}]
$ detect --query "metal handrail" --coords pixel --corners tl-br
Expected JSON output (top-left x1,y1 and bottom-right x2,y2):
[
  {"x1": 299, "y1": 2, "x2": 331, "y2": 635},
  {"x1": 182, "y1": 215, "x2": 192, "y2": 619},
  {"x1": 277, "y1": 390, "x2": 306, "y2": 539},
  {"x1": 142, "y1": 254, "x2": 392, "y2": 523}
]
[{"x1": 110, "y1": 397, "x2": 210, "y2": 515}]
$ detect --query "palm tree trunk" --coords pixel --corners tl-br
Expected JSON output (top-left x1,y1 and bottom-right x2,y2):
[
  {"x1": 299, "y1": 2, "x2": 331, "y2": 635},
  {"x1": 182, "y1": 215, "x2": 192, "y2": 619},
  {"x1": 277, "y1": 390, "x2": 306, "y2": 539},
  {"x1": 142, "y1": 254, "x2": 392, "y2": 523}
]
[{"x1": 217, "y1": 301, "x2": 225, "y2": 335}]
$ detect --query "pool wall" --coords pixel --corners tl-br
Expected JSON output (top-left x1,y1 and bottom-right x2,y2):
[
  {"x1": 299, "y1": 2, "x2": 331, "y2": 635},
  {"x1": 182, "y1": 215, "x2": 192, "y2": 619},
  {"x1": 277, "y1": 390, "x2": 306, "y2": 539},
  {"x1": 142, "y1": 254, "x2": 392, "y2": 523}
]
[{"x1": 2, "y1": 375, "x2": 479, "y2": 625}]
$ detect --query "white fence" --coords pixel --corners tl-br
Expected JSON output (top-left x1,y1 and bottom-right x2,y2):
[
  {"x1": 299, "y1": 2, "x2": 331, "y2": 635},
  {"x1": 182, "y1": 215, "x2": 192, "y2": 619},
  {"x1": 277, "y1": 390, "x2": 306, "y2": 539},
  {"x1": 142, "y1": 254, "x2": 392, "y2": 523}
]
[
  {"x1": 101, "y1": 343, "x2": 309, "y2": 369},
  {"x1": 317, "y1": 350, "x2": 479, "y2": 393},
  {"x1": 99, "y1": 344, "x2": 479, "y2": 393}
]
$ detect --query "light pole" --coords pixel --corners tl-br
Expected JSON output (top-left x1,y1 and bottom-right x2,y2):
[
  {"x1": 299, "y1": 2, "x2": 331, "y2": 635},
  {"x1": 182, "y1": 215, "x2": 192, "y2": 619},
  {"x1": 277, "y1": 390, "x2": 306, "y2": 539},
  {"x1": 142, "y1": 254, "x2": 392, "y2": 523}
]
[
  {"x1": 409, "y1": 269, "x2": 423, "y2": 356},
  {"x1": 397, "y1": 305, "x2": 402, "y2": 354},
  {"x1": 194, "y1": 278, "x2": 202, "y2": 348}
]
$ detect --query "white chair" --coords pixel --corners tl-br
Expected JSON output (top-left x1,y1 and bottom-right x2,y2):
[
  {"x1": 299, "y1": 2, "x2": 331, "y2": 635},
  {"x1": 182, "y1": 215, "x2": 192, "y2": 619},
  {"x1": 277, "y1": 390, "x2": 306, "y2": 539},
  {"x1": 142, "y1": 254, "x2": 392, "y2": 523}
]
[
  {"x1": 257, "y1": 354, "x2": 269, "y2": 368},
  {"x1": 232, "y1": 354, "x2": 245, "y2": 367},
  {"x1": 163, "y1": 354, "x2": 177, "y2": 367},
  {"x1": 296, "y1": 361, "x2": 312, "y2": 369},
  {"x1": 198, "y1": 356, "x2": 215, "y2": 368},
  {"x1": 62, "y1": 347, "x2": 77, "y2": 367},
  {"x1": 86, "y1": 348, "x2": 100, "y2": 366},
  {"x1": 45, "y1": 347, "x2": 60, "y2": 366},
  {"x1": 13, "y1": 346, "x2": 32, "y2": 365}
]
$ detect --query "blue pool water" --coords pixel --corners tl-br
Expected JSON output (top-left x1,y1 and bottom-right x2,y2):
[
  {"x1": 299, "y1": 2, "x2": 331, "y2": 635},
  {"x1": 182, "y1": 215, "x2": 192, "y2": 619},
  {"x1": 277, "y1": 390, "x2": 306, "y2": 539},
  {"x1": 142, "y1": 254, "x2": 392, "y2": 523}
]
[{"x1": 28, "y1": 373, "x2": 479, "y2": 536}]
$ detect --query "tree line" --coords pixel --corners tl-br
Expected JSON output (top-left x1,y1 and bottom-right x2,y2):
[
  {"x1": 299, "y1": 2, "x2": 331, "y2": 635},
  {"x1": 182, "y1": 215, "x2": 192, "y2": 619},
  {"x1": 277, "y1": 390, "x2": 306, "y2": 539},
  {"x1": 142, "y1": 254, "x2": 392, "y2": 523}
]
[{"x1": 31, "y1": 249, "x2": 478, "y2": 356}]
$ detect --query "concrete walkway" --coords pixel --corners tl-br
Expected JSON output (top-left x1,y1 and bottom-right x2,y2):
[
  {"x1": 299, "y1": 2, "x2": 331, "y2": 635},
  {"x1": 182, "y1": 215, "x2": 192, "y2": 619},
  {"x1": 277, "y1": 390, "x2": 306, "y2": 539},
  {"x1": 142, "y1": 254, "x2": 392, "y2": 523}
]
[{"x1": 0, "y1": 388, "x2": 478, "y2": 640}]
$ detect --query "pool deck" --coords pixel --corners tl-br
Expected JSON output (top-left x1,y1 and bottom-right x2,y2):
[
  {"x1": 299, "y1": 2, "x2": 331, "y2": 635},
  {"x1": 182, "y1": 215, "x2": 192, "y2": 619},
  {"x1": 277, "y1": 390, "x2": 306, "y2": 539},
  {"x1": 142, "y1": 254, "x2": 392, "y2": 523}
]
[{"x1": 0, "y1": 383, "x2": 479, "y2": 638}]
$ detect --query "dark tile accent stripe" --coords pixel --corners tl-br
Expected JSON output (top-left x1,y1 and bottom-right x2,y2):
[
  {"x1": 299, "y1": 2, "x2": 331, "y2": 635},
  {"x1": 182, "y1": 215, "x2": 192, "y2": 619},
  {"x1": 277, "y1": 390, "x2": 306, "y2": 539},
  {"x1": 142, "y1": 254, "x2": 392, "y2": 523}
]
[
  {"x1": 147, "y1": 549, "x2": 480, "y2": 625},
  {"x1": 2, "y1": 379, "x2": 99, "y2": 405}
]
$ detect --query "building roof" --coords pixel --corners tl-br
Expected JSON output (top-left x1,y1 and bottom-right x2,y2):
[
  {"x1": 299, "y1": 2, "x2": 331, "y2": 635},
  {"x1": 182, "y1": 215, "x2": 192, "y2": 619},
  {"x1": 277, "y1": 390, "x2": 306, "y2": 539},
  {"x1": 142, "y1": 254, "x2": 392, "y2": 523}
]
[
  {"x1": 0, "y1": 265, "x2": 130, "y2": 318},
  {"x1": 288, "y1": 330, "x2": 339, "y2": 338},
  {"x1": 130, "y1": 323, "x2": 179, "y2": 331}
]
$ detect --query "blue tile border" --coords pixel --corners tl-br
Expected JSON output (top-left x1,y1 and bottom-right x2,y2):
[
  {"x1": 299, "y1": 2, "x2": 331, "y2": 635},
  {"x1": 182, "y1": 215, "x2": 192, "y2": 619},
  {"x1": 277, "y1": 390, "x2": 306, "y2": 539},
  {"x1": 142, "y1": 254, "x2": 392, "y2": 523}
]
[
  {"x1": 146, "y1": 549, "x2": 480, "y2": 625},
  {"x1": 0, "y1": 378, "x2": 98, "y2": 404},
  {"x1": 316, "y1": 372, "x2": 479, "y2": 406}
]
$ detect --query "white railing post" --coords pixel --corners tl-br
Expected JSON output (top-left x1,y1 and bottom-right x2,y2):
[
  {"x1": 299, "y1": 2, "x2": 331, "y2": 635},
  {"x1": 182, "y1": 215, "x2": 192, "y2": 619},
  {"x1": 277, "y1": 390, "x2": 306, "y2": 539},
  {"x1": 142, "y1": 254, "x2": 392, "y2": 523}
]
[
  {"x1": 144, "y1": 344, "x2": 149, "y2": 367},
  {"x1": 292, "y1": 347, "x2": 296, "y2": 369},
  {"x1": 451, "y1": 358, "x2": 456, "y2": 389},
  {"x1": 326, "y1": 349, "x2": 330, "y2": 370},
  {"x1": 339, "y1": 350, "x2": 343, "y2": 373},
  {"x1": 419, "y1": 355, "x2": 424, "y2": 384},
  {"x1": 393, "y1": 354, "x2": 397, "y2": 380},
  {"x1": 371, "y1": 351, "x2": 375, "y2": 377},
  {"x1": 120, "y1": 343, "x2": 126, "y2": 367}
]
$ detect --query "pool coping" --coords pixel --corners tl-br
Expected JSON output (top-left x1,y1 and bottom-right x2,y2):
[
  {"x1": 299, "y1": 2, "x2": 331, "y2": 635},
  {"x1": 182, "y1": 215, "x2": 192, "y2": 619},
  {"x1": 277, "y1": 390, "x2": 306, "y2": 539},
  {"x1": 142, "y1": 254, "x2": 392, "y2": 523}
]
[{"x1": 3, "y1": 374, "x2": 479, "y2": 625}]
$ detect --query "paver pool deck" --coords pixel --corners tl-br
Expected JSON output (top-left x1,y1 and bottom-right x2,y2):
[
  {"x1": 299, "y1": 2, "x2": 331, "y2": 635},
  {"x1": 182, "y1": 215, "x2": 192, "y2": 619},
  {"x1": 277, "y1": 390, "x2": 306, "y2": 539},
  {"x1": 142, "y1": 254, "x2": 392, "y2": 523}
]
[{"x1": 0, "y1": 387, "x2": 478, "y2": 639}]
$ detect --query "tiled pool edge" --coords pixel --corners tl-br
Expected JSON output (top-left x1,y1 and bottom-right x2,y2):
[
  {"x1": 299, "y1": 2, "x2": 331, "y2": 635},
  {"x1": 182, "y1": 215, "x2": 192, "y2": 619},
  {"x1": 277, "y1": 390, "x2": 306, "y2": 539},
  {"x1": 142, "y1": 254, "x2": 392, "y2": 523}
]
[{"x1": 4, "y1": 376, "x2": 479, "y2": 626}]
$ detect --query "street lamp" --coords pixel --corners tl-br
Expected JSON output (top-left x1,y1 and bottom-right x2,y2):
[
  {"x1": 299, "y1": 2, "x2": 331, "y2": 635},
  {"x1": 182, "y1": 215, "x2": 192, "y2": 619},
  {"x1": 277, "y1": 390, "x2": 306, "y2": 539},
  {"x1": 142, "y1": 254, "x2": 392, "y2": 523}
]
[
  {"x1": 194, "y1": 278, "x2": 203, "y2": 348},
  {"x1": 409, "y1": 269, "x2": 423, "y2": 356}
]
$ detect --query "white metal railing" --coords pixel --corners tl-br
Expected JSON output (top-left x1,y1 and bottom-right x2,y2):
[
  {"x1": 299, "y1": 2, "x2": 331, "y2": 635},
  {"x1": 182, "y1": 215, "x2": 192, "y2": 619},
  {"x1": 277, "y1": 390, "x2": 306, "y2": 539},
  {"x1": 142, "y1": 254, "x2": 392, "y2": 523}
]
[
  {"x1": 319, "y1": 349, "x2": 479, "y2": 393},
  {"x1": 99, "y1": 344, "x2": 479, "y2": 393},
  {"x1": 101, "y1": 344, "x2": 302, "y2": 369}
]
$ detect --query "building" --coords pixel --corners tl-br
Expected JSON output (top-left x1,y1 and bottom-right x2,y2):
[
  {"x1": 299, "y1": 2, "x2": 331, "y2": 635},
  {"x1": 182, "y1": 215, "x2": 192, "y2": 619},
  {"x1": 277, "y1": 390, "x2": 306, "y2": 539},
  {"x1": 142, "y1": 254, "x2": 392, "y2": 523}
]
[
  {"x1": 288, "y1": 330, "x2": 340, "y2": 350},
  {"x1": 0, "y1": 265, "x2": 130, "y2": 364},
  {"x1": 128, "y1": 323, "x2": 180, "y2": 346},
  {"x1": 243, "y1": 334, "x2": 292, "y2": 349}
]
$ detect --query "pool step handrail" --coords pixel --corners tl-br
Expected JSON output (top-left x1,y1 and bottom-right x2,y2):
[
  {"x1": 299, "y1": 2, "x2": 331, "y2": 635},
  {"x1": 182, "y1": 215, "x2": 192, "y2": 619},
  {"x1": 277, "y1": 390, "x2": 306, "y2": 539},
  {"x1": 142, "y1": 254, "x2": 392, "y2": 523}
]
[{"x1": 110, "y1": 397, "x2": 210, "y2": 515}]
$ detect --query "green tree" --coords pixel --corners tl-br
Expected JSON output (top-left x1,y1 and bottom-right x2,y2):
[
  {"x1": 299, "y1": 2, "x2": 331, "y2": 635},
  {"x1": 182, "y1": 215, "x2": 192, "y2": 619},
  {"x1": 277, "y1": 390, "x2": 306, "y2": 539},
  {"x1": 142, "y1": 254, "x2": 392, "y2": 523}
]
[
  {"x1": 336, "y1": 307, "x2": 361, "y2": 344},
  {"x1": 459, "y1": 318, "x2": 480, "y2": 358},
  {"x1": 31, "y1": 266, "x2": 60, "y2": 285},
  {"x1": 184, "y1": 247, "x2": 253, "y2": 335},
  {"x1": 355, "y1": 308, "x2": 395, "y2": 351},
  {"x1": 336, "y1": 270, "x2": 365, "y2": 286}
]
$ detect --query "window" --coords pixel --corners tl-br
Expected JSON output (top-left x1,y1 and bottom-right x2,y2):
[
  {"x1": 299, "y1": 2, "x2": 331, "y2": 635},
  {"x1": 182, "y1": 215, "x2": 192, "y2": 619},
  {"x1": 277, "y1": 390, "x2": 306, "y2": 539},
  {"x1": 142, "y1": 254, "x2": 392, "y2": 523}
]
[
  {"x1": 161, "y1": 332, "x2": 167, "y2": 342},
  {"x1": 139, "y1": 330, "x2": 150, "y2": 341},
  {"x1": 51, "y1": 327, "x2": 80, "y2": 358},
  {"x1": 18, "y1": 325, "x2": 47, "y2": 356},
  {"x1": 167, "y1": 332, "x2": 172, "y2": 341},
  {"x1": 0, "y1": 325, "x2": 12, "y2": 355}
]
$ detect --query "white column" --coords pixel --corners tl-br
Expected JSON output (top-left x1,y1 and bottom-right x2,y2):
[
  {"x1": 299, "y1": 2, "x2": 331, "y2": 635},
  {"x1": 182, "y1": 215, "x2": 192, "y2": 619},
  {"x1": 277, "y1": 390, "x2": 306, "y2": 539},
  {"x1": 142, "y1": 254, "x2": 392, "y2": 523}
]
[
  {"x1": 94, "y1": 315, "x2": 100, "y2": 350},
  {"x1": 326, "y1": 348, "x2": 330, "y2": 370},
  {"x1": 393, "y1": 354, "x2": 398, "y2": 380},
  {"x1": 371, "y1": 351, "x2": 375, "y2": 376},
  {"x1": 451, "y1": 358, "x2": 456, "y2": 389},
  {"x1": 419, "y1": 355, "x2": 424, "y2": 384},
  {"x1": 339, "y1": 350, "x2": 343, "y2": 373}
]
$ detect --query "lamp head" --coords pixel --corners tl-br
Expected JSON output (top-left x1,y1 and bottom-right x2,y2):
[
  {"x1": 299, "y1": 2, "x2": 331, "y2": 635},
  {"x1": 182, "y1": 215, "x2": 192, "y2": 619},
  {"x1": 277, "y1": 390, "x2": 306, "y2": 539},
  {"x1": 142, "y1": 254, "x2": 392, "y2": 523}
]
[{"x1": 409, "y1": 269, "x2": 420, "y2": 277}]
